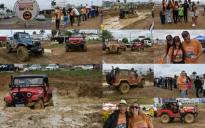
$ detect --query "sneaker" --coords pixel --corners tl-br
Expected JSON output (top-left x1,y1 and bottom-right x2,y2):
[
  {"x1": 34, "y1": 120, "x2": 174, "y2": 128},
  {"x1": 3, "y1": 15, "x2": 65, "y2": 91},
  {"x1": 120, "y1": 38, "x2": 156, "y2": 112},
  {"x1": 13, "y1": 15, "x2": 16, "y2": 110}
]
[{"x1": 192, "y1": 24, "x2": 196, "y2": 26}]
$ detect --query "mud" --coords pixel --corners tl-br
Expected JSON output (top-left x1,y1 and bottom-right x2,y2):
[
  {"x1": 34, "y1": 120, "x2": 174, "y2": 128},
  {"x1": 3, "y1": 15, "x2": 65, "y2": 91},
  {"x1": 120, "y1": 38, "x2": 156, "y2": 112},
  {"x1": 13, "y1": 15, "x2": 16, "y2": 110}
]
[
  {"x1": 154, "y1": 7, "x2": 205, "y2": 29},
  {"x1": 103, "y1": 47, "x2": 154, "y2": 64},
  {"x1": 103, "y1": 9, "x2": 152, "y2": 29},
  {"x1": 102, "y1": 73, "x2": 155, "y2": 98},
  {"x1": 51, "y1": 42, "x2": 102, "y2": 64},
  {"x1": 0, "y1": 74, "x2": 103, "y2": 127},
  {"x1": 154, "y1": 106, "x2": 205, "y2": 128}
]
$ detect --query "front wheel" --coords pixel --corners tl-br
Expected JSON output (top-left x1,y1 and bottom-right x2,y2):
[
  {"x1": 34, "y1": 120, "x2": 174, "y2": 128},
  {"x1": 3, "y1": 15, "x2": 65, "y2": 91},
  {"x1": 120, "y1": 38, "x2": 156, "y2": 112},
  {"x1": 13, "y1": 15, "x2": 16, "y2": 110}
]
[
  {"x1": 17, "y1": 46, "x2": 29, "y2": 62},
  {"x1": 119, "y1": 82, "x2": 130, "y2": 94},
  {"x1": 65, "y1": 45, "x2": 70, "y2": 52},
  {"x1": 34, "y1": 99, "x2": 44, "y2": 109},
  {"x1": 161, "y1": 114, "x2": 170, "y2": 123},
  {"x1": 118, "y1": 48, "x2": 121, "y2": 55},
  {"x1": 83, "y1": 43, "x2": 87, "y2": 52},
  {"x1": 141, "y1": 80, "x2": 145, "y2": 88},
  {"x1": 105, "y1": 48, "x2": 109, "y2": 55},
  {"x1": 6, "y1": 44, "x2": 12, "y2": 53},
  {"x1": 184, "y1": 113, "x2": 194, "y2": 123}
]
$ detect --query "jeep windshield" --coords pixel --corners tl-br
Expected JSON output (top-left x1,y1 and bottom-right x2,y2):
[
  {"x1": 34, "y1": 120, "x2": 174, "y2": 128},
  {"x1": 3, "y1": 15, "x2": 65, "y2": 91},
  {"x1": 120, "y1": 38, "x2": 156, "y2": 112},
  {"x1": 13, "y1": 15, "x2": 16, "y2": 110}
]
[
  {"x1": 19, "y1": 33, "x2": 30, "y2": 39},
  {"x1": 13, "y1": 78, "x2": 43, "y2": 87},
  {"x1": 70, "y1": 34, "x2": 84, "y2": 38},
  {"x1": 109, "y1": 41, "x2": 117, "y2": 44}
]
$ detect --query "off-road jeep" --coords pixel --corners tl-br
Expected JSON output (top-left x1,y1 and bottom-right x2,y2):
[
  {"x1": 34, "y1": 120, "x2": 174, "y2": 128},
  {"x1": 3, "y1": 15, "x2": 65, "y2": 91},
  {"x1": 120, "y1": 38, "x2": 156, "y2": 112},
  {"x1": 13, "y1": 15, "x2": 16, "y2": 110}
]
[
  {"x1": 106, "y1": 67, "x2": 145, "y2": 94},
  {"x1": 105, "y1": 40, "x2": 121, "y2": 55},
  {"x1": 131, "y1": 42, "x2": 145, "y2": 51},
  {"x1": 158, "y1": 101, "x2": 198, "y2": 124},
  {"x1": 4, "y1": 74, "x2": 53, "y2": 109},
  {"x1": 119, "y1": 9, "x2": 137, "y2": 19},
  {"x1": 118, "y1": 42, "x2": 126, "y2": 51},
  {"x1": 65, "y1": 33, "x2": 87, "y2": 52},
  {"x1": 6, "y1": 32, "x2": 44, "y2": 62}
]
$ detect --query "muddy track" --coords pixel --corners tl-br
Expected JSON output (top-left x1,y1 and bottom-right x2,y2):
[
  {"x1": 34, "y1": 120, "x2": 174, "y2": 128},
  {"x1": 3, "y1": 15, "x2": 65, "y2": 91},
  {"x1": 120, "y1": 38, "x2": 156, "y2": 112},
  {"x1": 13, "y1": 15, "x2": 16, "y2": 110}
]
[
  {"x1": 103, "y1": 47, "x2": 154, "y2": 64},
  {"x1": 51, "y1": 43, "x2": 102, "y2": 64},
  {"x1": 0, "y1": 47, "x2": 51, "y2": 64},
  {"x1": 0, "y1": 74, "x2": 103, "y2": 127}
]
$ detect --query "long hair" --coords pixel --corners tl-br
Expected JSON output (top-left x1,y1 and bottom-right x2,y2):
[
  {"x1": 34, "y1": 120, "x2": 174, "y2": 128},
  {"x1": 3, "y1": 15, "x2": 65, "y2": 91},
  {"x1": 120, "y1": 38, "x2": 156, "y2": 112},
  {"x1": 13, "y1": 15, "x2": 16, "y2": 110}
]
[
  {"x1": 187, "y1": 76, "x2": 191, "y2": 83},
  {"x1": 171, "y1": 38, "x2": 185, "y2": 61},
  {"x1": 166, "y1": 40, "x2": 172, "y2": 55},
  {"x1": 128, "y1": 102, "x2": 144, "y2": 118},
  {"x1": 162, "y1": 1, "x2": 165, "y2": 11}
]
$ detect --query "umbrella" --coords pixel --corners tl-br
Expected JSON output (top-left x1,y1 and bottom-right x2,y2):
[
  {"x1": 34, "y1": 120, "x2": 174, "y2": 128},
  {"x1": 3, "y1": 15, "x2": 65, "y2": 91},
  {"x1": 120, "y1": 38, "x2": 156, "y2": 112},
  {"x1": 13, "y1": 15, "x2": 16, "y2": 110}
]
[{"x1": 85, "y1": 6, "x2": 91, "y2": 9}]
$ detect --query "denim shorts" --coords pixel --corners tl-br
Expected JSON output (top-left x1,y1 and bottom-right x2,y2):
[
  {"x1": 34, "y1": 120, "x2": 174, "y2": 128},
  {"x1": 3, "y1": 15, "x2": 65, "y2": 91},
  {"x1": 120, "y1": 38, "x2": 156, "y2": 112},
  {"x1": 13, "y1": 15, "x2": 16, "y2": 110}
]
[
  {"x1": 181, "y1": 90, "x2": 186, "y2": 98},
  {"x1": 179, "y1": 16, "x2": 183, "y2": 19}
]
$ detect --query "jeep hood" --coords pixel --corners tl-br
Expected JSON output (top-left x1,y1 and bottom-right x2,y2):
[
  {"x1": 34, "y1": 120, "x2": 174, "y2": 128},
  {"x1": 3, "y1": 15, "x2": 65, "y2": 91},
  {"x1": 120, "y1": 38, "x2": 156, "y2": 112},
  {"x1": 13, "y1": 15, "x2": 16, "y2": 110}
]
[
  {"x1": 11, "y1": 87, "x2": 44, "y2": 94},
  {"x1": 184, "y1": 107, "x2": 195, "y2": 111},
  {"x1": 69, "y1": 38, "x2": 83, "y2": 41}
]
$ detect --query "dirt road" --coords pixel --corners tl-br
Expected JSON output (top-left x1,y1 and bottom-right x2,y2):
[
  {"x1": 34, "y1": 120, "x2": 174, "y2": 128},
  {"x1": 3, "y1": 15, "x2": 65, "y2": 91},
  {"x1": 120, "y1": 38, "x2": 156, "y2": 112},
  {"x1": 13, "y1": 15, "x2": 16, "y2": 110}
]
[
  {"x1": 51, "y1": 42, "x2": 102, "y2": 64},
  {"x1": 103, "y1": 9, "x2": 152, "y2": 29},
  {"x1": 102, "y1": 73, "x2": 154, "y2": 98},
  {"x1": 0, "y1": 47, "x2": 51, "y2": 64},
  {"x1": 154, "y1": 7, "x2": 205, "y2": 29},
  {"x1": 0, "y1": 74, "x2": 103, "y2": 128},
  {"x1": 103, "y1": 47, "x2": 154, "y2": 64},
  {"x1": 154, "y1": 106, "x2": 205, "y2": 128},
  {"x1": 51, "y1": 15, "x2": 101, "y2": 30}
]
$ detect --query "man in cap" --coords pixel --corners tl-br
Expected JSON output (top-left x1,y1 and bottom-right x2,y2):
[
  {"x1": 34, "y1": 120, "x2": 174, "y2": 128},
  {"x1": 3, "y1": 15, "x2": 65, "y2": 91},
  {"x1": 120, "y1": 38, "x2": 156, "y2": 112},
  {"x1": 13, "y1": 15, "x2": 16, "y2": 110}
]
[
  {"x1": 182, "y1": 31, "x2": 203, "y2": 64},
  {"x1": 103, "y1": 99, "x2": 129, "y2": 128}
]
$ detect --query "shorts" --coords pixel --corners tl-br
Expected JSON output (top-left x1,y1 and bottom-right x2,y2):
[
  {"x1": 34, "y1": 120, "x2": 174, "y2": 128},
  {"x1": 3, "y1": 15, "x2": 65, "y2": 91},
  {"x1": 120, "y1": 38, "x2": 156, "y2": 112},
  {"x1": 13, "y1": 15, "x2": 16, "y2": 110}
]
[
  {"x1": 190, "y1": 12, "x2": 194, "y2": 17},
  {"x1": 179, "y1": 16, "x2": 183, "y2": 19},
  {"x1": 174, "y1": 84, "x2": 177, "y2": 88}
]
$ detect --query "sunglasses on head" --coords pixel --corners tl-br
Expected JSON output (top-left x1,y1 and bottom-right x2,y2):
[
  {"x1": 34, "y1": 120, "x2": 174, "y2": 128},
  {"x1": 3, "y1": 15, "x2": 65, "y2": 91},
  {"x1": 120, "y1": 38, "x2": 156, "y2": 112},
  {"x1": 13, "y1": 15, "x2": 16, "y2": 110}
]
[{"x1": 131, "y1": 106, "x2": 139, "y2": 109}]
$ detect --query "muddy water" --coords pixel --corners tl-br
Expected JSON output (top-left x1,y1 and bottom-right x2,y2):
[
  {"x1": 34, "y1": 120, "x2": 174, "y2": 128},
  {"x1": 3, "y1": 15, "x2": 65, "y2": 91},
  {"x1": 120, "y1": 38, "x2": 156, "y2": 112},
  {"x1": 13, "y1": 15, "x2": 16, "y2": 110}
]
[{"x1": 103, "y1": 12, "x2": 151, "y2": 29}]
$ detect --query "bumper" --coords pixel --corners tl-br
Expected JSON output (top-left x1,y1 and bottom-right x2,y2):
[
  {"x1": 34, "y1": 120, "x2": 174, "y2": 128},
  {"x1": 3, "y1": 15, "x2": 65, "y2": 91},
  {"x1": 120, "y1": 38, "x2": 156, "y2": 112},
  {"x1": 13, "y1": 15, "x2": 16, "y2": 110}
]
[
  {"x1": 31, "y1": 47, "x2": 44, "y2": 52},
  {"x1": 66, "y1": 43, "x2": 84, "y2": 48}
]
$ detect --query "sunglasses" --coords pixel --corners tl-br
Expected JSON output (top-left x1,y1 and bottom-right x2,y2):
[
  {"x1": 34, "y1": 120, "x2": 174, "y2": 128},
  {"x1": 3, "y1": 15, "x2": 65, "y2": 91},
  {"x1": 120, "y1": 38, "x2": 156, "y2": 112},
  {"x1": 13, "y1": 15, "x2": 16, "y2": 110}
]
[{"x1": 131, "y1": 106, "x2": 139, "y2": 109}]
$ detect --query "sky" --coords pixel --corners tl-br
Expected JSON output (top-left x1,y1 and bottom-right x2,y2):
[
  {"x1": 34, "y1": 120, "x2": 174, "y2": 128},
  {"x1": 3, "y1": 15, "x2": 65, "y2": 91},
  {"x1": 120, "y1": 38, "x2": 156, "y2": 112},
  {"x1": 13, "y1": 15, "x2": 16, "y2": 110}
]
[
  {"x1": 153, "y1": 30, "x2": 205, "y2": 41},
  {"x1": 1, "y1": 0, "x2": 51, "y2": 10},
  {"x1": 108, "y1": 30, "x2": 152, "y2": 41},
  {"x1": 154, "y1": 64, "x2": 205, "y2": 77},
  {"x1": 55, "y1": 0, "x2": 103, "y2": 6},
  {"x1": 0, "y1": 30, "x2": 51, "y2": 37},
  {"x1": 103, "y1": 64, "x2": 154, "y2": 70}
]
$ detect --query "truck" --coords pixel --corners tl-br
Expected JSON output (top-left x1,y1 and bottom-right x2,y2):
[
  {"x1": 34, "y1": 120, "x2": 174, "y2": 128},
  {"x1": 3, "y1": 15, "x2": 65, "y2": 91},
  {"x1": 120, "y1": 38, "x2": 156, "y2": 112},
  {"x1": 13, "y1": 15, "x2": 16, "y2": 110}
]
[
  {"x1": 131, "y1": 42, "x2": 146, "y2": 51},
  {"x1": 0, "y1": 36, "x2": 9, "y2": 47},
  {"x1": 144, "y1": 40, "x2": 153, "y2": 47},
  {"x1": 6, "y1": 32, "x2": 44, "y2": 62}
]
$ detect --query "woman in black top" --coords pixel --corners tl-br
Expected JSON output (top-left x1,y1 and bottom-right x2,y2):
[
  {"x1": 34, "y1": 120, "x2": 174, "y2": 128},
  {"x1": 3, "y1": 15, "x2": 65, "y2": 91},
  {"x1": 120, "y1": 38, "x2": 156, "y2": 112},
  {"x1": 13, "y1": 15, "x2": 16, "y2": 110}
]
[{"x1": 173, "y1": 1, "x2": 179, "y2": 23}]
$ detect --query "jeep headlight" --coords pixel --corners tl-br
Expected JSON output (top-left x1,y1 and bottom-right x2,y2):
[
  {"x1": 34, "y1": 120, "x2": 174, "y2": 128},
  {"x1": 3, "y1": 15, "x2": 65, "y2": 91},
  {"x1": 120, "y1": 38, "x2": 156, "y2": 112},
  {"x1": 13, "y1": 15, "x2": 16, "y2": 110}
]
[
  {"x1": 13, "y1": 93, "x2": 17, "y2": 97},
  {"x1": 27, "y1": 92, "x2": 32, "y2": 97}
]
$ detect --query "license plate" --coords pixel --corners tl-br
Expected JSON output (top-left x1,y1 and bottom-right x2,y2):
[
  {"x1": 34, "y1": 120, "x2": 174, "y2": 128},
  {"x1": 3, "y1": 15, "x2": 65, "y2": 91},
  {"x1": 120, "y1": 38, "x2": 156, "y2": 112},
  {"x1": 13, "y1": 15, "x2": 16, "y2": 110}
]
[
  {"x1": 15, "y1": 104, "x2": 24, "y2": 107},
  {"x1": 38, "y1": 49, "x2": 42, "y2": 51}
]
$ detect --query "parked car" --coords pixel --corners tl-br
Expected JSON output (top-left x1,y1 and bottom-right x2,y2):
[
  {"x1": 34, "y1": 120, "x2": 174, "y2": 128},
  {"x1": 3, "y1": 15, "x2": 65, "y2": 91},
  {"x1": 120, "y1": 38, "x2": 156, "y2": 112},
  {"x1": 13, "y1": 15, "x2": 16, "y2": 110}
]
[
  {"x1": 28, "y1": 64, "x2": 41, "y2": 71},
  {"x1": 88, "y1": 35, "x2": 98, "y2": 40},
  {"x1": 3, "y1": 16, "x2": 9, "y2": 19},
  {"x1": 36, "y1": 15, "x2": 45, "y2": 21},
  {"x1": 82, "y1": 65, "x2": 93, "y2": 70},
  {"x1": 46, "y1": 64, "x2": 59, "y2": 70}
]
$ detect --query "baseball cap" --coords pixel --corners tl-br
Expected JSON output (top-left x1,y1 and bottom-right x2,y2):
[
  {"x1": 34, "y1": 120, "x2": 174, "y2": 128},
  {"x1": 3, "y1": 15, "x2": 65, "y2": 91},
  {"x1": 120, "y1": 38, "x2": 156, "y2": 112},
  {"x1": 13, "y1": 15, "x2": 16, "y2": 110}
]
[
  {"x1": 182, "y1": 31, "x2": 190, "y2": 37},
  {"x1": 166, "y1": 35, "x2": 173, "y2": 41},
  {"x1": 174, "y1": 36, "x2": 180, "y2": 42}
]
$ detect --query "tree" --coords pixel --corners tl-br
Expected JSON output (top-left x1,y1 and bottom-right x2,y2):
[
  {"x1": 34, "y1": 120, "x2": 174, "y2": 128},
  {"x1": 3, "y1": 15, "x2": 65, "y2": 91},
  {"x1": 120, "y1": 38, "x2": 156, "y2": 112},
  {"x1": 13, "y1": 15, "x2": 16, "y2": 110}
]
[
  {"x1": 102, "y1": 30, "x2": 114, "y2": 41},
  {"x1": 133, "y1": 38, "x2": 140, "y2": 42},
  {"x1": 6, "y1": 8, "x2": 10, "y2": 13},
  {"x1": 51, "y1": 0, "x2": 56, "y2": 8},
  {"x1": 64, "y1": 31, "x2": 72, "y2": 35},
  {"x1": 122, "y1": 38, "x2": 128, "y2": 43},
  {"x1": 149, "y1": 68, "x2": 152, "y2": 73},
  {"x1": 192, "y1": 71, "x2": 197, "y2": 75},
  {"x1": 179, "y1": 0, "x2": 182, "y2": 3},
  {"x1": 156, "y1": 38, "x2": 159, "y2": 43},
  {"x1": 0, "y1": 4, "x2": 7, "y2": 14},
  {"x1": 197, "y1": 1, "x2": 200, "y2": 4},
  {"x1": 39, "y1": 29, "x2": 45, "y2": 35},
  {"x1": 143, "y1": 37, "x2": 151, "y2": 41},
  {"x1": 33, "y1": 31, "x2": 36, "y2": 34},
  {"x1": 131, "y1": 68, "x2": 134, "y2": 70}
]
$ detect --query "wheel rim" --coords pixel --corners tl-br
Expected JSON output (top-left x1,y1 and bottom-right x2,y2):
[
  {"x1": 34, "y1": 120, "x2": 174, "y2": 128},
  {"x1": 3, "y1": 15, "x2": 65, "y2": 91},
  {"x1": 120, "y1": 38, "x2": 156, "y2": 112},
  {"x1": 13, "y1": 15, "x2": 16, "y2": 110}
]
[{"x1": 18, "y1": 50, "x2": 23, "y2": 59}]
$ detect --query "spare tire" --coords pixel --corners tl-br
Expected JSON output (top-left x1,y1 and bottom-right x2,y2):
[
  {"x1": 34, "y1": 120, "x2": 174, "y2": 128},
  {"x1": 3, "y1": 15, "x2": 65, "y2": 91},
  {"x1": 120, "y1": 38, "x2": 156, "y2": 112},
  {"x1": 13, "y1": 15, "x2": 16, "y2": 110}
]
[{"x1": 106, "y1": 73, "x2": 112, "y2": 85}]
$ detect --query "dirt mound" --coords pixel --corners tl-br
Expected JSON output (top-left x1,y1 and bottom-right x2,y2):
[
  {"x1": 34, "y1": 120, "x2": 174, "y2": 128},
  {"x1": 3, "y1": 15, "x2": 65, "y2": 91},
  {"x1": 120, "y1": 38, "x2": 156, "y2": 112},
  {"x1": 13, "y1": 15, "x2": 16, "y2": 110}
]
[
  {"x1": 137, "y1": 5, "x2": 153, "y2": 10},
  {"x1": 144, "y1": 72, "x2": 154, "y2": 82}
]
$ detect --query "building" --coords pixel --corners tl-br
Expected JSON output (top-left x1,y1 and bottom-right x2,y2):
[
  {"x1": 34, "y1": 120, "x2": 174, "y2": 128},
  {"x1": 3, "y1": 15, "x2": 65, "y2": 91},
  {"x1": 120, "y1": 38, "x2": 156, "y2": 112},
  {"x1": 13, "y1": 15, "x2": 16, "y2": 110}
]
[{"x1": 41, "y1": 9, "x2": 51, "y2": 15}]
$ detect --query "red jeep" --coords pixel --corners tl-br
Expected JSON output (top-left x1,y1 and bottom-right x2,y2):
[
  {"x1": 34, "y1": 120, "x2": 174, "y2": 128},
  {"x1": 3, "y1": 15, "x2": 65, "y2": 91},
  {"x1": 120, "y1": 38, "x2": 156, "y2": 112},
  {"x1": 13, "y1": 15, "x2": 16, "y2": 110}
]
[
  {"x1": 65, "y1": 33, "x2": 87, "y2": 52},
  {"x1": 158, "y1": 101, "x2": 198, "y2": 124},
  {"x1": 131, "y1": 42, "x2": 145, "y2": 51},
  {"x1": 106, "y1": 67, "x2": 145, "y2": 94},
  {"x1": 4, "y1": 74, "x2": 53, "y2": 109}
]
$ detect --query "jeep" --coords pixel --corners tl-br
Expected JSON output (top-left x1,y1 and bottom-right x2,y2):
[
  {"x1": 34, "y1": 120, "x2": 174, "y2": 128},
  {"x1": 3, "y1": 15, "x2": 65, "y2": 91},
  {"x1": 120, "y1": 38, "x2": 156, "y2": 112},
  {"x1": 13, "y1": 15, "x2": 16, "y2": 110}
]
[
  {"x1": 118, "y1": 42, "x2": 126, "y2": 51},
  {"x1": 4, "y1": 74, "x2": 53, "y2": 109},
  {"x1": 6, "y1": 32, "x2": 44, "y2": 62},
  {"x1": 106, "y1": 67, "x2": 145, "y2": 94},
  {"x1": 131, "y1": 42, "x2": 145, "y2": 51},
  {"x1": 158, "y1": 101, "x2": 198, "y2": 124},
  {"x1": 105, "y1": 40, "x2": 121, "y2": 55},
  {"x1": 65, "y1": 33, "x2": 87, "y2": 52}
]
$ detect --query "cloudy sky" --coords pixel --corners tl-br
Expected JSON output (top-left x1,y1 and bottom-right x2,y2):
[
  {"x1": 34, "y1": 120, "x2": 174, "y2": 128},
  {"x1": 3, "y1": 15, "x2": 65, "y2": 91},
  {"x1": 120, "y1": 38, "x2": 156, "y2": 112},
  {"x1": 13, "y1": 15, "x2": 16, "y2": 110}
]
[
  {"x1": 0, "y1": 30, "x2": 51, "y2": 37},
  {"x1": 2, "y1": 0, "x2": 51, "y2": 10},
  {"x1": 154, "y1": 64, "x2": 205, "y2": 77},
  {"x1": 153, "y1": 30, "x2": 205, "y2": 41},
  {"x1": 55, "y1": 0, "x2": 102, "y2": 6},
  {"x1": 103, "y1": 64, "x2": 154, "y2": 70},
  {"x1": 108, "y1": 30, "x2": 151, "y2": 41}
]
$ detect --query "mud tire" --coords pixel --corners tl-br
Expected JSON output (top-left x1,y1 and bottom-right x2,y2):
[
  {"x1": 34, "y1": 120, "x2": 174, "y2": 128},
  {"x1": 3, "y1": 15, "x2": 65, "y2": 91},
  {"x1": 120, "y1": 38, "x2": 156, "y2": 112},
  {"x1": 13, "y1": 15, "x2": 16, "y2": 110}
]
[
  {"x1": 17, "y1": 46, "x2": 29, "y2": 62},
  {"x1": 119, "y1": 82, "x2": 130, "y2": 94}
]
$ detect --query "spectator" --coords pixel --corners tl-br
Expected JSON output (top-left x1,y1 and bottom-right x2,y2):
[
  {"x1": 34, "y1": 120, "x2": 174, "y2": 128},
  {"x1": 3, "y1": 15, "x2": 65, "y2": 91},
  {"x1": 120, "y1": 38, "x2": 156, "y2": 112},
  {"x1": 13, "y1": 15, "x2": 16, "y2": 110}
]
[
  {"x1": 179, "y1": 105, "x2": 185, "y2": 124},
  {"x1": 55, "y1": 7, "x2": 62, "y2": 30},
  {"x1": 177, "y1": 70, "x2": 188, "y2": 98},
  {"x1": 62, "y1": 8, "x2": 68, "y2": 28},
  {"x1": 194, "y1": 76, "x2": 202, "y2": 98}
]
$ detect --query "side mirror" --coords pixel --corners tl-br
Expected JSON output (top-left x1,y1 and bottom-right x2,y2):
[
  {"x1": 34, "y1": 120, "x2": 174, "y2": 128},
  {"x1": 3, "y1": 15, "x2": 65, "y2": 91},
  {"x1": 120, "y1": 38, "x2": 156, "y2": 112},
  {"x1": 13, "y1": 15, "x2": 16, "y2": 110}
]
[{"x1": 9, "y1": 84, "x2": 11, "y2": 88}]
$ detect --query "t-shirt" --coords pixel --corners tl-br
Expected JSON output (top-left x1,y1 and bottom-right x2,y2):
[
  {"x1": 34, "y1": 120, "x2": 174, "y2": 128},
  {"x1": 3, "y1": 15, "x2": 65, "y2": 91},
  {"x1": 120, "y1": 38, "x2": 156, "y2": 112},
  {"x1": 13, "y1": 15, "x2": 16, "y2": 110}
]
[
  {"x1": 168, "y1": 46, "x2": 183, "y2": 62},
  {"x1": 55, "y1": 10, "x2": 61, "y2": 20},
  {"x1": 81, "y1": 8, "x2": 86, "y2": 14},
  {"x1": 179, "y1": 107, "x2": 185, "y2": 113},
  {"x1": 116, "y1": 113, "x2": 126, "y2": 128},
  {"x1": 128, "y1": 114, "x2": 152, "y2": 128},
  {"x1": 73, "y1": 8, "x2": 79, "y2": 15},
  {"x1": 177, "y1": 76, "x2": 187, "y2": 90},
  {"x1": 178, "y1": 7, "x2": 184, "y2": 16},
  {"x1": 172, "y1": 2, "x2": 175, "y2": 10},
  {"x1": 182, "y1": 39, "x2": 203, "y2": 64}
]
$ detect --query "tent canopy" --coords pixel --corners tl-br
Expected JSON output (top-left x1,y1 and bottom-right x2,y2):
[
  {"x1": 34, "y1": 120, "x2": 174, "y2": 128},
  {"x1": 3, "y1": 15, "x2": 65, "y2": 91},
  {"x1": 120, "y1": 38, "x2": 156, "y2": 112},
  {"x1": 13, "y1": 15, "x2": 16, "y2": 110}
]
[{"x1": 193, "y1": 35, "x2": 205, "y2": 42}]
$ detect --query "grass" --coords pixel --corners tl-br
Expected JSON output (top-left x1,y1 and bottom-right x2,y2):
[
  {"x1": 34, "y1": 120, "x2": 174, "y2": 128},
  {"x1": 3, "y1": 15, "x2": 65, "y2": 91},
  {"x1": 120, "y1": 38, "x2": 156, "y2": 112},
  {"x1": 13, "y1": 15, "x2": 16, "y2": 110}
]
[
  {"x1": 86, "y1": 39, "x2": 102, "y2": 44},
  {"x1": 0, "y1": 69, "x2": 102, "y2": 78},
  {"x1": 15, "y1": 19, "x2": 35, "y2": 24},
  {"x1": 51, "y1": 43, "x2": 65, "y2": 48}
]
